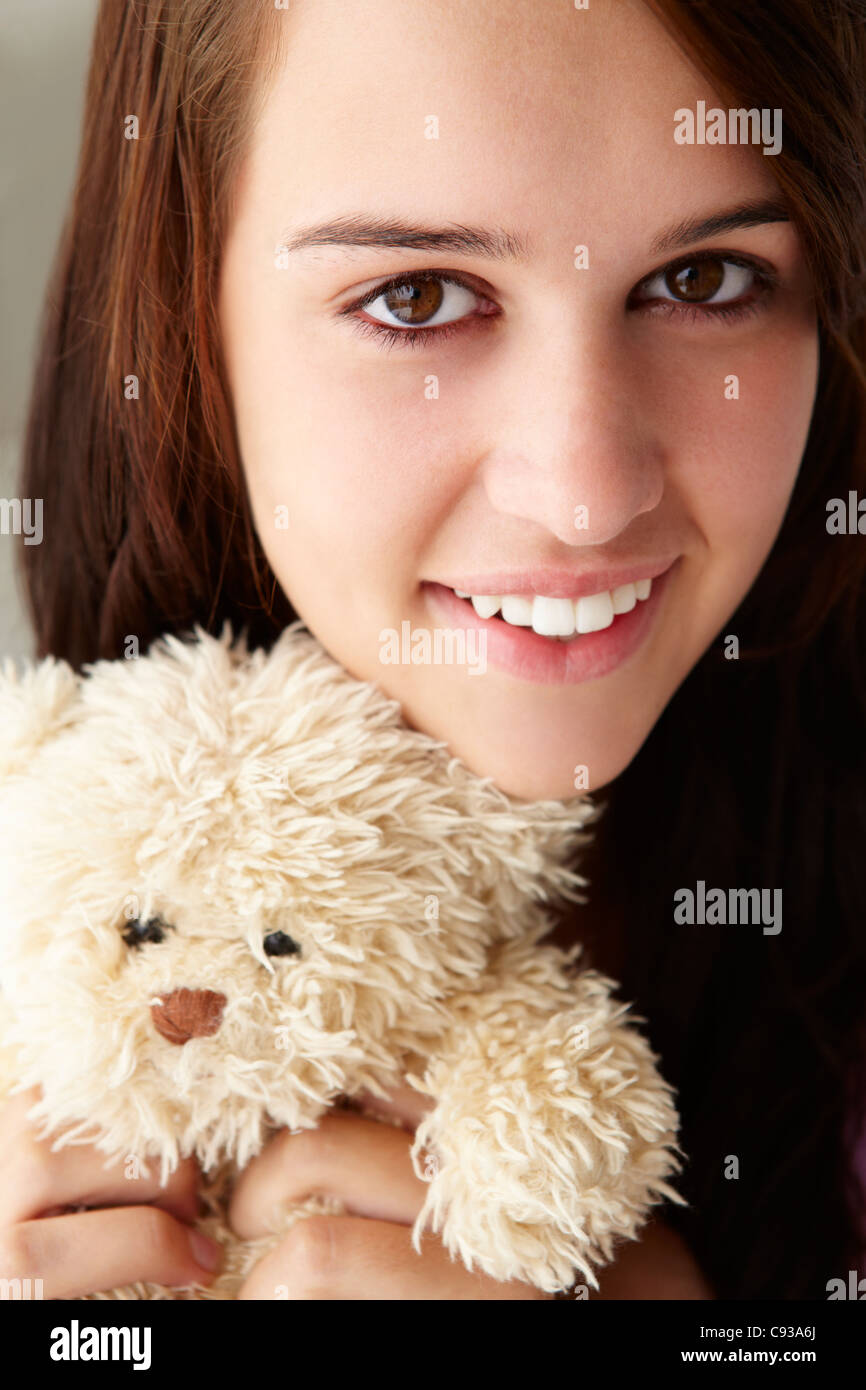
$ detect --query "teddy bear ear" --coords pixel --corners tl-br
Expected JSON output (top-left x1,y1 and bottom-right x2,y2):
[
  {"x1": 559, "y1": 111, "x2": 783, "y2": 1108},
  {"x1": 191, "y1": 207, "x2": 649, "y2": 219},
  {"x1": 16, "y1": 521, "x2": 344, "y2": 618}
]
[{"x1": 0, "y1": 654, "x2": 81, "y2": 780}]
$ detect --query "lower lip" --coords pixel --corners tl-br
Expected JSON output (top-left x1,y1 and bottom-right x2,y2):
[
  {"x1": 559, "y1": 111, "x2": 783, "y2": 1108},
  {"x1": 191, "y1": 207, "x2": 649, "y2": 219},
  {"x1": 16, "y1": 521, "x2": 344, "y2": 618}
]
[{"x1": 422, "y1": 563, "x2": 676, "y2": 685}]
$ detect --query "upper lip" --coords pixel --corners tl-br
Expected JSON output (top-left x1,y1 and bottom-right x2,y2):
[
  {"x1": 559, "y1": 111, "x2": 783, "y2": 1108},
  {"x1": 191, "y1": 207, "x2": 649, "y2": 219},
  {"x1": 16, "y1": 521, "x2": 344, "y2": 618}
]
[{"x1": 432, "y1": 556, "x2": 679, "y2": 602}]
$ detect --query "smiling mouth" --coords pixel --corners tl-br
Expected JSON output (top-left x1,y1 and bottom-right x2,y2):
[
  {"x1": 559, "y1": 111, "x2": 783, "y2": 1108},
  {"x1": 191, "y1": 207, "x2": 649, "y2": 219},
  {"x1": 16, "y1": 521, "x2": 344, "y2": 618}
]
[
  {"x1": 420, "y1": 561, "x2": 677, "y2": 684},
  {"x1": 444, "y1": 577, "x2": 655, "y2": 641}
]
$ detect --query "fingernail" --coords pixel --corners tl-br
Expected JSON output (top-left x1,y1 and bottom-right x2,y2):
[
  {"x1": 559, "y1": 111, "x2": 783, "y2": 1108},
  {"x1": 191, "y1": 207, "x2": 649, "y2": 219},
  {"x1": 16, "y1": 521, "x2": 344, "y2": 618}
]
[{"x1": 189, "y1": 1229, "x2": 223, "y2": 1271}]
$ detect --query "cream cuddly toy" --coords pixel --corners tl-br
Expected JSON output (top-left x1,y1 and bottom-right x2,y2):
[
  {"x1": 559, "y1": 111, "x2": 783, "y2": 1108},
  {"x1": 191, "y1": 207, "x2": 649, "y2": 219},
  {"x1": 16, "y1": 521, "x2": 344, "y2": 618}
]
[{"x1": 0, "y1": 623, "x2": 683, "y2": 1299}]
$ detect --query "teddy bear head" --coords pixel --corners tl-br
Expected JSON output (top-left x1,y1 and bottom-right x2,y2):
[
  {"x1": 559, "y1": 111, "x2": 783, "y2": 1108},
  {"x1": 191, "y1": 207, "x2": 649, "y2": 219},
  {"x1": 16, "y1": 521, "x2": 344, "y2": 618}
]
[{"x1": 0, "y1": 624, "x2": 594, "y2": 1181}]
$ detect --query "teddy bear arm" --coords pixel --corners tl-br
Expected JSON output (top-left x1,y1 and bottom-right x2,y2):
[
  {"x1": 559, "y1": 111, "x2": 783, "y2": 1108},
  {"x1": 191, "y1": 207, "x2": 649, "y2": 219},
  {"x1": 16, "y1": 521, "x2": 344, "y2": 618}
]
[{"x1": 403, "y1": 949, "x2": 685, "y2": 1295}]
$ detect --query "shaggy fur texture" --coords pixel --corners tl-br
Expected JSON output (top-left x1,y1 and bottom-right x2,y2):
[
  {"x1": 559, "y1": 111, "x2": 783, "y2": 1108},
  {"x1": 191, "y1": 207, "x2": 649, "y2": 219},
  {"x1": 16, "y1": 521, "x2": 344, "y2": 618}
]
[{"x1": 0, "y1": 623, "x2": 684, "y2": 1297}]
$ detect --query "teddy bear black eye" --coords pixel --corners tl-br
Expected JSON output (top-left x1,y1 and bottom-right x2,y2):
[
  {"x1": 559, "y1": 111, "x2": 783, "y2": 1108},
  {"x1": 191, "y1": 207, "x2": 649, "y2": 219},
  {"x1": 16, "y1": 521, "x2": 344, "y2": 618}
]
[
  {"x1": 263, "y1": 931, "x2": 301, "y2": 958},
  {"x1": 122, "y1": 916, "x2": 172, "y2": 949}
]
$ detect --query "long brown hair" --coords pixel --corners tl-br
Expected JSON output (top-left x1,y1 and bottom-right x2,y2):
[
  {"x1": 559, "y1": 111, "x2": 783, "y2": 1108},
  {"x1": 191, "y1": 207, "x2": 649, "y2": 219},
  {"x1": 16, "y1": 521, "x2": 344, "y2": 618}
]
[
  {"x1": 18, "y1": 0, "x2": 866, "y2": 1297},
  {"x1": 20, "y1": 0, "x2": 294, "y2": 665}
]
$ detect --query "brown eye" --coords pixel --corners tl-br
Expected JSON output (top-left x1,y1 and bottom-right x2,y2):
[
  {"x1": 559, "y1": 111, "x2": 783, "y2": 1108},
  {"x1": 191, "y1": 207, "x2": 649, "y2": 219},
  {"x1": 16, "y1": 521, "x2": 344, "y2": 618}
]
[
  {"x1": 664, "y1": 259, "x2": 725, "y2": 302},
  {"x1": 349, "y1": 273, "x2": 488, "y2": 340},
  {"x1": 381, "y1": 277, "x2": 445, "y2": 325}
]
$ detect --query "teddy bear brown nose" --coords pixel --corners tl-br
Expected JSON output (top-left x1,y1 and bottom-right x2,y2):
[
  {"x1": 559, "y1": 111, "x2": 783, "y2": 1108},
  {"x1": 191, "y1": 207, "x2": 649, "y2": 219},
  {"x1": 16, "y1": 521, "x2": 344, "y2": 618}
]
[{"x1": 150, "y1": 988, "x2": 226, "y2": 1045}]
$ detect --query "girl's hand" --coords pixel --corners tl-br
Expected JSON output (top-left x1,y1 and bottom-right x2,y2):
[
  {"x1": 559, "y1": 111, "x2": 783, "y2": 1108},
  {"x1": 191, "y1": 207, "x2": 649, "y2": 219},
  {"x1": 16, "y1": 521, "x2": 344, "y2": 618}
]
[
  {"x1": 229, "y1": 1080, "x2": 551, "y2": 1299},
  {"x1": 229, "y1": 1081, "x2": 713, "y2": 1300},
  {"x1": 0, "y1": 1086, "x2": 224, "y2": 1298}
]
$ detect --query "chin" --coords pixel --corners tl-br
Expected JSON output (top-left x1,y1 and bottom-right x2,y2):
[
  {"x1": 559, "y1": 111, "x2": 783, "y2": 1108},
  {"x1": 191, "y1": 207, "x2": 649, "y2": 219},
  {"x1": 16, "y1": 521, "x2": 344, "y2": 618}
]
[{"x1": 440, "y1": 739, "x2": 629, "y2": 803}]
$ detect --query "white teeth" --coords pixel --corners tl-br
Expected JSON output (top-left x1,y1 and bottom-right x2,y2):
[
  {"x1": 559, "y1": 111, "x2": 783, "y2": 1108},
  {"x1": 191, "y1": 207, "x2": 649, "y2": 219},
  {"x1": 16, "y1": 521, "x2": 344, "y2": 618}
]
[
  {"x1": 532, "y1": 596, "x2": 576, "y2": 637},
  {"x1": 611, "y1": 583, "x2": 637, "y2": 614},
  {"x1": 500, "y1": 595, "x2": 534, "y2": 626},
  {"x1": 453, "y1": 576, "x2": 655, "y2": 638},
  {"x1": 470, "y1": 594, "x2": 500, "y2": 620},
  {"x1": 575, "y1": 590, "x2": 614, "y2": 634}
]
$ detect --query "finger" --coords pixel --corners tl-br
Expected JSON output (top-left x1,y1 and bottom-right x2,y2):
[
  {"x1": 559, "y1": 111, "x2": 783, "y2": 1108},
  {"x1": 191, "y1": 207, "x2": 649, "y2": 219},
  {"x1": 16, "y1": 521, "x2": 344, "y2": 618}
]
[
  {"x1": 1, "y1": 1123, "x2": 201, "y2": 1230},
  {"x1": 237, "y1": 1214, "x2": 549, "y2": 1300},
  {"x1": 0, "y1": 1086, "x2": 201, "y2": 1227},
  {"x1": 0, "y1": 1206, "x2": 223, "y2": 1300},
  {"x1": 27, "y1": 1156, "x2": 200, "y2": 1228},
  {"x1": 229, "y1": 1112, "x2": 429, "y2": 1239},
  {"x1": 350, "y1": 1079, "x2": 436, "y2": 1131}
]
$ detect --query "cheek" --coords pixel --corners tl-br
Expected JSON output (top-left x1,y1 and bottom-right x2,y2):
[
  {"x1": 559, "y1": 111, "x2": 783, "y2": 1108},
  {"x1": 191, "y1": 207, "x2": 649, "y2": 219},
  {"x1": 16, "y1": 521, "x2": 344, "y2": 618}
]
[
  {"x1": 659, "y1": 317, "x2": 818, "y2": 579},
  {"x1": 234, "y1": 327, "x2": 462, "y2": 602}
]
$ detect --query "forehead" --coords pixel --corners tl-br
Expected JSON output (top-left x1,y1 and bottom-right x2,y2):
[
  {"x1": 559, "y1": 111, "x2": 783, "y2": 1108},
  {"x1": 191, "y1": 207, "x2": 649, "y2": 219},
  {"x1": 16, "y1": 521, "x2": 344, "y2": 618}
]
[{"x1": 242, "y1": 0, "x2": 780, "y2": 264}]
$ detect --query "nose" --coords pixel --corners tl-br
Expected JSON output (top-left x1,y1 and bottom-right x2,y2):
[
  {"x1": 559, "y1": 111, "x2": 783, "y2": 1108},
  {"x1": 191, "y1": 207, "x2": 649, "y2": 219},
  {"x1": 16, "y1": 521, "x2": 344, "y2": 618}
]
[
  {"x1": 150, "y1": 988, "x2": 226, "y2": 1045},
  {"x1": 478, "y1": 324, "x2": 664, "y2": 546}
]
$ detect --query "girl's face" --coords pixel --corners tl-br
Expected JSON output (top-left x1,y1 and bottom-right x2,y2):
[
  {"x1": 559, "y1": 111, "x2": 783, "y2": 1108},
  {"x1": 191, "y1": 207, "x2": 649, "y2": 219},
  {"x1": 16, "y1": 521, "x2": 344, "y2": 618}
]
[{"x1": 218, "y1": 0, "x2": 818, "y2": 800}]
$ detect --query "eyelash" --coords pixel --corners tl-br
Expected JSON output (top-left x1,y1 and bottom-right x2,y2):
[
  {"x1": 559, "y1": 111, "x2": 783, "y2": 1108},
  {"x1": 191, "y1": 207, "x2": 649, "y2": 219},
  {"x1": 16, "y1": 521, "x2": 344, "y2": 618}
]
[{"x1": 339, "y1": 253, "x2": 778, "y2": 351}]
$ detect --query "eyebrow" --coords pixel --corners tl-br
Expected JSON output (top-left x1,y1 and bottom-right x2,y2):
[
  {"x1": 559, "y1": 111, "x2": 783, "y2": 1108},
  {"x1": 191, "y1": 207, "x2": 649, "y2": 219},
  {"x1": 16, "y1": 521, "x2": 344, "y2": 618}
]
[
  {"x1": 278, "y1": 198, "x2": 790, "y2": 264},
  {"x1": 650, "y1": 198, "x2": 790, "y2": 255},
  {"x1": 278, "y1": 215, "x2": 530, "y2": 261}
]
